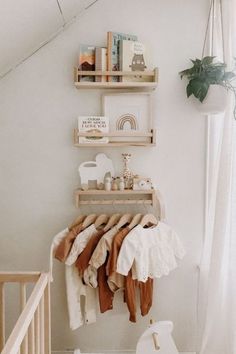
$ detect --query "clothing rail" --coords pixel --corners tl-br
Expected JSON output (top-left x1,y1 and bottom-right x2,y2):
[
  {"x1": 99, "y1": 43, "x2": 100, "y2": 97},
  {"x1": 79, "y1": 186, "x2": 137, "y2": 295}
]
[{"x1": 0, "y1": 272, "x2": 51, "y2": 354}]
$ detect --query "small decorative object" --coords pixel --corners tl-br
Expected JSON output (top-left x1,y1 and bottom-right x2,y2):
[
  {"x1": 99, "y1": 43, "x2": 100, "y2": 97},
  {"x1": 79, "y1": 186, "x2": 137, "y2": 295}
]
[
  {"x1": 78, "y1": 153, "x2": 114, "y2": 191},
  {"x1": 119, "y1": 177, "x2": 125, "y2": 191},
  {"x1": 122, "y1": 153, "x2": 134, "y2": 189},
  {"x1": 133, "y1": 176, "x2": 153, "y2": 190},
  {"x1": 78, "y1": 116, "x2": 109, "y2": 144},
  {"x1": 111, "y1": 177, "x2": 118, "y2": 191},
  {"x1": 105, "y1": 177, "x2": 111, "y2": 191}
]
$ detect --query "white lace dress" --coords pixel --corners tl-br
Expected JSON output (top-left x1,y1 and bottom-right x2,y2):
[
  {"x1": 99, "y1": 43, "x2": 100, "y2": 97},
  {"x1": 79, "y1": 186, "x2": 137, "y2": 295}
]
[{"x1": 116, "y1": 222, "x2": 185, "y2": 282}]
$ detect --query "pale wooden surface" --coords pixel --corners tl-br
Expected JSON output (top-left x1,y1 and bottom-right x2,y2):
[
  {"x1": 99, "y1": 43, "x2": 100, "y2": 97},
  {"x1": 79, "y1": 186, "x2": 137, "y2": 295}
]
[
  {"x1": 76, "y1": 70, "x2": 156, "y2": 77},
  {"x1": 74, "y1": 67, "x2": 158, "y2": 89},
  {"x1": 75, "y1": 129, "x2": 153, "y2": 137},
  {"x1": 1, "y1": 273, "x2": 49, "y2": 354},
  {"x1": 20, "y1": 283, "x2": 28, "y2": 354},
  {"x1": 40, "y1": 296, "x2": 45, "y2": 354},
  {"x1": 0, "y1": 282, "x2": 5, "y2": 352},
  {"x1": 0, "y1": 272, "x2": 40, "y2": 283},
  {"x1": 75, "y1": 82, "x2": 157, "y2": 89},
  {"x1": 44, "y1": 282, "x2": 51, "y2": 354}
]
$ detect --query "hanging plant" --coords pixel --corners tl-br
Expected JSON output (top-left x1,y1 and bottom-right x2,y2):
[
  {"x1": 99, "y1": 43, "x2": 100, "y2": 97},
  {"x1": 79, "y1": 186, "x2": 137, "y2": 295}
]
[
  {"x1": 179, "y1": 0, "x2": 236, "y2": 118},
  {"x1": 179, "y1": 56, "x2": 236, "y2": 118}
]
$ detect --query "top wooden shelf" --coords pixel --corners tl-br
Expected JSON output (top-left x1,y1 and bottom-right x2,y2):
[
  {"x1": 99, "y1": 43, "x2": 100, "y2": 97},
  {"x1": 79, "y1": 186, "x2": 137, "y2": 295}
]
[{"x1": 74, "y1": 68, "x2": 158, "y2": 90}]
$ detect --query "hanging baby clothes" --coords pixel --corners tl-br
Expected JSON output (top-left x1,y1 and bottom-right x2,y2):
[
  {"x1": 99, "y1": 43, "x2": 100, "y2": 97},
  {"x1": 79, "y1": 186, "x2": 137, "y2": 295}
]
[
  {"x1": 117, "y1": 222, "x2": 185, "y2": 282},
  {"x1": 107, "y1": 226, "x2": 153, "y2": 322},
  {"x1": 54, "y1": 222, "x2": 84, "y2": 262},
  {"x1": 85, "y1": 225, "x2": 119, "y2": 313},
  {"x1": 75, "y1": 228, "x2": 115, "y2": 313},
  {"x1": 53, "y1": 223, "x2": 99, "y2": 329}
]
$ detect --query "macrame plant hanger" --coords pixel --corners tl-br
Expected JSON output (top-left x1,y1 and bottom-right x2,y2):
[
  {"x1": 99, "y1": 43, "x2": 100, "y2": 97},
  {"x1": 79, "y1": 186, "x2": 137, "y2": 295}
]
[{"x1": 202, "y1": 0, "x2": 226, "y2": 62}]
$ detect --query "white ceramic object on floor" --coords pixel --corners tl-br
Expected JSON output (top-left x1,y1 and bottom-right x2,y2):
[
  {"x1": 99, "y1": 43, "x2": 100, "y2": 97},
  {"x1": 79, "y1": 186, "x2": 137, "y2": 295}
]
[
  {"x1": 193, "y1": 84, "x2": 228, "y2": 115},
  {"x1": 136, "y1": 321, "x2": 179, "y2": 354}
]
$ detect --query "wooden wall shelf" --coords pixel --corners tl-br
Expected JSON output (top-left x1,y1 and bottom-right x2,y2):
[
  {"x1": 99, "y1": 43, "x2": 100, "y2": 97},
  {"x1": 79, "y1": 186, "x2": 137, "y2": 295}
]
[
  {"x1": 74, "y1": 68, "x2": 158, "y2": 90},
  {"x1": 74, "y1": 189, "x2": 165, "y2": 220},
  {"x1": 73, "y1": 129, "x2": 156, "y2": 147},
  {"x1": 75, "y1": 189, "x2": 157, "y2": 207}
]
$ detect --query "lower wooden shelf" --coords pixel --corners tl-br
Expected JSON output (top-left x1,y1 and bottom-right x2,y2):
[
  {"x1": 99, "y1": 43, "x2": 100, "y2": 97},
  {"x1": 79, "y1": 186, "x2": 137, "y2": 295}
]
[
  {"x1": 75, "y1": 189, "x2": 157, "y2": 207},
  {"x1": 73, "y1": 129, "x2": 156, "y2": 147},
  {"x1": 74, "y1": 189, "x2": 165, "y2": 220}
]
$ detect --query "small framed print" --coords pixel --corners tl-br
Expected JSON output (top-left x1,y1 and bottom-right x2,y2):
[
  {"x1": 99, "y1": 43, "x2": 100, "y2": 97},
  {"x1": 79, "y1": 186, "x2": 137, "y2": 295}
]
[{"x1": 102, "y1": 92, "x2": 153, "y2": 143}]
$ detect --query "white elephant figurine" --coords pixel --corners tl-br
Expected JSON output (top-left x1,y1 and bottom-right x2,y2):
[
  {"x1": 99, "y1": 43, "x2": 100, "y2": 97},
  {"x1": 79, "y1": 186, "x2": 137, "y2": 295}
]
[{"x1": 78, "y1": 153, "x2": 115, "y2": 190}]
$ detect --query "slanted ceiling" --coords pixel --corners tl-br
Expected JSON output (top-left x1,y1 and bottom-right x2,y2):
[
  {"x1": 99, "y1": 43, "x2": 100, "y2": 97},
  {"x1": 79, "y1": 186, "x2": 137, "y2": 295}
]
[{"x1": 0, "y1": 0, "x2": 98, "y2": 78}]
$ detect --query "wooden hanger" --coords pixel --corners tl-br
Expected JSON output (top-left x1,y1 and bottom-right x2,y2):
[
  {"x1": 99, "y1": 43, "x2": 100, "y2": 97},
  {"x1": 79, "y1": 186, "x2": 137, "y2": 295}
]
[
  {"x1": 103, "y1": 213, "x2": 121, "y2": 232},
  {"x1": 82, "y1": 214, "x2": 97, "y2": 229},
  {"x1": 140, "y1": 214, "x2": 158, "y2": 228},
  {"x1": 69, "y1": 215, "x2": 86, "y2": 230},
  {"x1": 128, "y1": 213, "x2": 143, "y2": 230},
  {"x1": 94, "y1": 214, "x2": 109, "y2": 228},
  {"x1": 116, "y1": 213, "x2": 133, "y2": 230}
]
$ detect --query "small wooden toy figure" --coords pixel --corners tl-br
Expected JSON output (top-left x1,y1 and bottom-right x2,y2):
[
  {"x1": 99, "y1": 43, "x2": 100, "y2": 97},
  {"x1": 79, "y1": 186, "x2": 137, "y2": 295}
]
[{"x1": 122, "y1": 153, "x2": 134, "y2": 189}]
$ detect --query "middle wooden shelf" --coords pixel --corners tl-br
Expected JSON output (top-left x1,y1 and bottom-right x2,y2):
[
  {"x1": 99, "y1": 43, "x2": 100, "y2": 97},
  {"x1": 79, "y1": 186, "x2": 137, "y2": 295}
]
[{"x1": 73, "y1": 128, "x2": 157, "y2": 147}]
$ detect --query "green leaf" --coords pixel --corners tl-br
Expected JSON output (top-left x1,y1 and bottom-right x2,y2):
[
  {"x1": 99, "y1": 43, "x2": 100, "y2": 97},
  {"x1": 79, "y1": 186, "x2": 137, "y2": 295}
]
[
  {"x1": 202, "y1": 56, "x2": 215, "y2": 65},
  {"x1": 186, "y1": 83, "x2": 193, "y2": 97},
  {"x1": 188, "y1": 79, "x2": 209, "y2": 102}
]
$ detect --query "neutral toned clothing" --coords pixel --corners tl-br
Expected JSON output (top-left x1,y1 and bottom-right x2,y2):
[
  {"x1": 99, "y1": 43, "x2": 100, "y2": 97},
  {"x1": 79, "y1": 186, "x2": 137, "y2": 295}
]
[
  {"x1": 65, "y1": 224, "x2": 97, "y2": 266},
  {"x1": 107, "y1": 227, "x2": 153, "y2": 322},
  {"x1": 117, "y1": 222, "x2": 185, "y2": 282},
  {"x1": 107, "y1": 227, "x2": 130, "y2": 291},
  {"x1": 52, "y1": 226, "x2": 97, "y2": 329},
  {"x1": 75, "y1": 229, "x2": 106, "y2": 276},
  {"x1": 55, "y1": 223, "x2": 83, "y2": 262},
  {"x1": 124, "y1": 270, "x2": 153, "y2": 323},
  {"x1": 65, "y1": 265, "x2": 97, "y2": 330},
  {"x1": 49, "y1": 228, "x2": 68, "y2": 281},
  {"x1": 84, "y1": 226, "x2": 119, "y2": 288},
  {"x1": 89, "y1": 226, "x2": 119, "y2": 269}
]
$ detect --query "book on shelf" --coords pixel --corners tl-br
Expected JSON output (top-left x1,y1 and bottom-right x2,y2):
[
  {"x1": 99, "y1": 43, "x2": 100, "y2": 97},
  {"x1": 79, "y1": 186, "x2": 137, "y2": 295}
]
[
  {"x1": 107, "y1": 31, "x2": 138, "y2": 82},
  {"x1": 95, "y1": 47, "x2": 107, "y2": 82},
  {"x1": 119, "y1": 40, "x2": 153, "y2": 82},
  {"x1": 78, "y1": 44, "x2": 96, "y2": 82},
  {"x1": 78, "y1": 116, "x2": 109, "y2": 144}
]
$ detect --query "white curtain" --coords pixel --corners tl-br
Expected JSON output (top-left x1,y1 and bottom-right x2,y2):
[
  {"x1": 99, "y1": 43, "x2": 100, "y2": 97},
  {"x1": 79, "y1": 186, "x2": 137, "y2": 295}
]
[{"x1": 198, "y1": 1, "x2": 236, "y2": 354}]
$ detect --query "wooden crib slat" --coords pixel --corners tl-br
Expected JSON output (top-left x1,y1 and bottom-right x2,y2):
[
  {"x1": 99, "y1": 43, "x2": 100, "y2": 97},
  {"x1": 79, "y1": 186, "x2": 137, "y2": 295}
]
[
  {"x1": 20, "y1": 283, "x2": 28, "y2": 354},
  {"x1": 44, "y1": 282, "x2": 51, "y2": 354},
  {"x1": 28, "y1": 317, "x2": 35, "y2": 354},
  {"x1": 40, "y1": 296, "x2": 45, "y2": 354},
  {"x1": 0, "y1": 282, "x2": 5, "y2": 351},
  {"x1": 35, "y1": 307, "x2": 40, "y2": 354}
]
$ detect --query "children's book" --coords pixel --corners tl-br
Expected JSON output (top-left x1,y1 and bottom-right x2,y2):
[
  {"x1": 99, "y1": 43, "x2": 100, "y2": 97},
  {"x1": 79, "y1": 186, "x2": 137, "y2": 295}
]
[
  {"x1": 95, "y1": 47, "x2": 107, "y2": 82},
  {"x1": 120, "y1": 40, "x2": 152, "y2": 82},
  {"x1": 78, "y1": 45, "x2": 96, "y2": 82},
  {"x1": 107, "y1": 32, "x2": 138, "y2": 82},
  {"x1": 78, "y1": 116, "x2": 109, "y2": 144}
]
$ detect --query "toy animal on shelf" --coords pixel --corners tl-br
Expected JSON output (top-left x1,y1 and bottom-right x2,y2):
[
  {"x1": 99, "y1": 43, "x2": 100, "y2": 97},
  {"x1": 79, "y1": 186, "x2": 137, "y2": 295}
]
[
  {"x1": 122, "y1": 153, "x2": 134, "y2": 189},
  {"x1": 78, "y1": 153, "x2": 114, "y2": 191}
]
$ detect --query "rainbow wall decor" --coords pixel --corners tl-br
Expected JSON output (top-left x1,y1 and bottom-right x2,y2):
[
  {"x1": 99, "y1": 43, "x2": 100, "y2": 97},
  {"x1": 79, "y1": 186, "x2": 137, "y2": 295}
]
[{"x1": 116, "y1": 114, "x2": 138, "y2": 130}]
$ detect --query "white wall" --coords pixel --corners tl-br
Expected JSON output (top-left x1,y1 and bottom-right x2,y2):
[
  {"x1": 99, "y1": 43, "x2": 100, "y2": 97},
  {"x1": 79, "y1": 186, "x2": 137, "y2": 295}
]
[{"x1": 0, "y1": 0, "x2": 207, "y2": 352}]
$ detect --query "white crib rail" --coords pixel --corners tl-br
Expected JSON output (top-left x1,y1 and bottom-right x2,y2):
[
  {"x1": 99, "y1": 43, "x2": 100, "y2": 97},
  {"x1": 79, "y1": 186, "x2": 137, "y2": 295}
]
[{"x1": 0, "y1": 272, "x2": 51, "y2": 354}]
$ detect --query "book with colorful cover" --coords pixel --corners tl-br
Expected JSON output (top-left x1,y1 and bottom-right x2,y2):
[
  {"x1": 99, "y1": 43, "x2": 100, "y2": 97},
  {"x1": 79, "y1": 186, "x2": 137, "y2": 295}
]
[
  {"x1": 95, "y1": 47, "x2": 107, "y2": 82},
  {"x1": 78, "y1": 45, "x2": 96, "y2": 82},
  {"x1": 107, "y1": 32, "x2": 138, "y2": 82},
  {"x1": 119, "y1": 40, "x2": 152, "y2": 82},
  {"x1": 78, "y1": 116, "x2": 109, "y2": 144}
]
